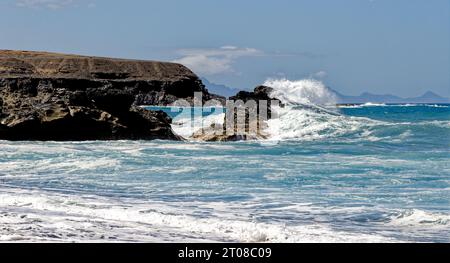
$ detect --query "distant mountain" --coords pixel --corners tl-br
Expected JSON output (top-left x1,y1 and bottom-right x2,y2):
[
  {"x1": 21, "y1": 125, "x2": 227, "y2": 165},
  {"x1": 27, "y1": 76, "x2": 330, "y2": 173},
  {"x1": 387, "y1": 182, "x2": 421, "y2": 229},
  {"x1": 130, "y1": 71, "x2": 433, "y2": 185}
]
[
  {"x1": 201, "y1": 78, "x2": 242, "y2": 98},
  {"x1": 405, "y1": 91, "x2": 450, "y2": 104},
  {"x1": 201, "y1": 78, "x2": 449, "y2": 104},
  {"x1": 328, "y1": 88, "x2": 449, "y2": 104}
]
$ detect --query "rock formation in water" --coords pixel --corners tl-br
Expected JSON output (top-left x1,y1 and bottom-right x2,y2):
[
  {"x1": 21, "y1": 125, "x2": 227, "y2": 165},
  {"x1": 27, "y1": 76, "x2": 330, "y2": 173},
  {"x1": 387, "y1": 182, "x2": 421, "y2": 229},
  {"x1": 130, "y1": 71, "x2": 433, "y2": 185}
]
[
  {"x1": 192, "y1": 85, "x2": 281, "y2": 141},
  {"x1": 0, "y1": 50, "x2": 220, "y2": 141},
  {"x1": 229, "y1": 85, "x2": 281, "y2": 118}
]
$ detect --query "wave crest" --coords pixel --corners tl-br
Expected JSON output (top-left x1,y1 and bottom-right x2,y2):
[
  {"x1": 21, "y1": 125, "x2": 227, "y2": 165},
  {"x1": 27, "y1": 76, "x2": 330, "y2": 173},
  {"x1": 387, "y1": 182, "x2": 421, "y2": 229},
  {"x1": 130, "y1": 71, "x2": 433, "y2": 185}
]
[
  {"x1": 264, "y1": 78, "x2": 337, "y2": 106},
  {"x1": 263, "y1": 78, "x2": 373, "y2": 141},
  {"x1": 390, "y1": 209, "x2": 450, "y2": 226}
]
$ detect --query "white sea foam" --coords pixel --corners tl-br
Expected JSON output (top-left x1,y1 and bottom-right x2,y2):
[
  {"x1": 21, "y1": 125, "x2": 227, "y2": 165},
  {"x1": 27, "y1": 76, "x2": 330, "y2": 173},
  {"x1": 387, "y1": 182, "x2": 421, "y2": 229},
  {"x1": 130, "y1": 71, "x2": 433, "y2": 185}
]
[
  {"x1": 164, "y1": 78, "x2": 447, "y2": 142},
  {"x1": 259, "y1": 79, "x2": 450, "y2": 142},
  {"x1": 427, "y1": 104, "x2": 449, "y2": 108},
  {"x1": 171, "y1": 110, "x2": 225, "y2": 139},
  {"x1": 362, "y1": 102, "x2": 387, "y2": 107},
  {"x1": 266, "y1": 106, "x2": 371, "y2": 141},
  {"x1": 389, "y1": 209, "x2": 450, "y2": 227},
  {"x1": 337, "y1": 105, "x2": 364, "y2": 109},
  {"x1": 259, "y1": 79, "x2": 386, "y2": 141},
  {"x1": 338, "y1": 103, "x2": 450, "y2": 108},
  {"x1": 0, "y1": 186, "x2": 395, "y2": 243},
  {"x1": 0, "y1": 138, "x2": 448, "y2": 242}
]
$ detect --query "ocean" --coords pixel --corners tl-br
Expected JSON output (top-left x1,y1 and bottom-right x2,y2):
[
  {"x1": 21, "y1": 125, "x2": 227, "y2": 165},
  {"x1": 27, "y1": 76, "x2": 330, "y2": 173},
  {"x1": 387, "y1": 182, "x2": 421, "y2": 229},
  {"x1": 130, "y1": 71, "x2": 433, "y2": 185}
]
[{"x1": 0, "y1": 80, "x2": 449, "y2": 243}]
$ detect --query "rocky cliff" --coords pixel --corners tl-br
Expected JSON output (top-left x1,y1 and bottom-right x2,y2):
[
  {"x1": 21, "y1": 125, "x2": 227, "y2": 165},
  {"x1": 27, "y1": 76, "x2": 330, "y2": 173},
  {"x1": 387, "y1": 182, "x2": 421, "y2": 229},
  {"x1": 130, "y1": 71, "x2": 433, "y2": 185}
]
[
  {"x1": 0, "y1": 50, "x2": 220, "y2": 105},
  {"x1": 0, "y1": 50, "x2": 219, "y2": 140}
]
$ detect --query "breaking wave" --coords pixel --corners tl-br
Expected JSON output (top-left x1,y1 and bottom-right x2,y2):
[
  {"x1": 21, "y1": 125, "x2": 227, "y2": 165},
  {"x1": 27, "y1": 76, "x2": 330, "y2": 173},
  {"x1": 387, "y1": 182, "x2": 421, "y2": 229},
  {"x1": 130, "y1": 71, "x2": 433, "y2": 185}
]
[
  {"x1": 389, "y1": 209, "x2": 450, "y2": 227},
  {"x1": 262, "y1": 79, "x2": 450, "y2": 142},
  {"x1": 171, "y1": 109, "x2": 225, "y2": 138},
  {"x1": 264, "y1": 79, "x2": 377, "y2": 141},
  {"x1": 264, "y1": 78, "x2": 337, "y2": 106},
  {"x1": 155, "y1": 78, "x2": 448, "y2": 143}
]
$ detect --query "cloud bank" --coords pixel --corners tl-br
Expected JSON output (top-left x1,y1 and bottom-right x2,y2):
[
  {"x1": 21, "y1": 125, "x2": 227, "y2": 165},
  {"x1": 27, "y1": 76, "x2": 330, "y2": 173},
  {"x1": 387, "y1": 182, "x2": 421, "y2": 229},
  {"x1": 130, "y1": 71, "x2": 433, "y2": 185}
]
[{"x1": 172, "y1": 46, "x2": 263, "y2": 75}]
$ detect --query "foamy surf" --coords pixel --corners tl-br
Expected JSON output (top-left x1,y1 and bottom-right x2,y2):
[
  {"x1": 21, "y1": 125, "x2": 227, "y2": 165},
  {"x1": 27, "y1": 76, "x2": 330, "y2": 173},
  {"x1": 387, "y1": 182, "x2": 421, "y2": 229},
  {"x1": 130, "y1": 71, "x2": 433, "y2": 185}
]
[
  {"x1": 0, "y1": 78, "x2": 448, "y2": 243},
  {"x1": 162, "y1": 78, "x2": 448, "y2": 143},
  {"x1": 259, "y1": 79, "x2": 384, "y2": 141},
  {"x1": 171, "y1": 110, "x2": 225, "y2": 139},
  {"x1": 389, "y1": 209, "x2": 450, "y2": 227},
  {"x1": 0, "y1": 186, "x2": 395, "y2": 243},
  {"x1": 0, "y1": 135, "x2": 449, "y2": 242}
]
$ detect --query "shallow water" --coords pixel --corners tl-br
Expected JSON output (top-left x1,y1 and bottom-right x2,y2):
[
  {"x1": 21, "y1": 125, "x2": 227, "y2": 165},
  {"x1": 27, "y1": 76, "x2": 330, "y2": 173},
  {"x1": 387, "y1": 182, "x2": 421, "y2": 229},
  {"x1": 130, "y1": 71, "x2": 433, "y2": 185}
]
[{"x1": 0, "y1": 104, "x2": 449, "y2": 242}]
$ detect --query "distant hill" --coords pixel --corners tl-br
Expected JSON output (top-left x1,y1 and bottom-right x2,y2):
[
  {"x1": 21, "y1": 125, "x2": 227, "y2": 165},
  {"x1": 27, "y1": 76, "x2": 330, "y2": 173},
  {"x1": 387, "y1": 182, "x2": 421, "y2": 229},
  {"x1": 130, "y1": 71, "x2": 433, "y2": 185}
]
[
  {"x1": 328, "y1": 88, "x2": 449, "y2": 104},
  {"x1": 405, "y1": 91, "x2": 450, "y2": 104},
  {"x1": 201, "y1": 78, "x2": 242, "y2": 98},
  {"x1": 201, "y1": 77, "x2": 449, "y2": 104}
]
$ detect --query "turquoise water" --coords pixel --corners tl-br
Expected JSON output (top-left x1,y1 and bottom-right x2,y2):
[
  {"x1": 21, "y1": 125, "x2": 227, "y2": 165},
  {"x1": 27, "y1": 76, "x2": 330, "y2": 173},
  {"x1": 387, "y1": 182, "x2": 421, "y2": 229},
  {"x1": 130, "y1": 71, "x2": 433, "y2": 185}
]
[{"x1": 0, "y1": 104, "x2": 449, "y2": 242}]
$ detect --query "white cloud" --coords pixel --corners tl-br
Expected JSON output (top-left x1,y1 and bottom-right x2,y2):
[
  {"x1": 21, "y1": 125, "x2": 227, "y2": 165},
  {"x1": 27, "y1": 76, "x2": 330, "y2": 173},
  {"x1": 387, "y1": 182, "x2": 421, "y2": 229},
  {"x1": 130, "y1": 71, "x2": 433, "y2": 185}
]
[
  {"x1": 172, "y1": 46, "x2": 263, "y2": 75},
  {"x1": 15, "y1": 0, "x2": 94, "y2": 9},
  {"x1": 173, "y1": 55, "x2": 233, "y2": 75}
]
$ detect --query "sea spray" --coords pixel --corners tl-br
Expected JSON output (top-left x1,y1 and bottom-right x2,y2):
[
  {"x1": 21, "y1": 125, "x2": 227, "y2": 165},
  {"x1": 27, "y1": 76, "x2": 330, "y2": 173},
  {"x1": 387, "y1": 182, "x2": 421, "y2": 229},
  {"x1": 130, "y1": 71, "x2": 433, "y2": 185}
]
[
  {"x1": 155, "y1": 79, "x2": 448, "y2": 143},
  {"x1": 264, "y1": 78, "x2": 337, "y2": 106},
  {"x1": 170, "y1": 79, "x2": 342, "y2": 140},
  {"x1": 262, "y1": 78, "x2": 366, "y2": 141}
]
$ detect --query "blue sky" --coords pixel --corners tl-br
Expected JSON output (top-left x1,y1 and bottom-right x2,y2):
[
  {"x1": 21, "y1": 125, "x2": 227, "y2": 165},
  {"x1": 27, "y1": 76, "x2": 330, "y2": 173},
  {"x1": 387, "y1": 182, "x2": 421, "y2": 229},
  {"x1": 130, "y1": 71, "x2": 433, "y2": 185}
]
[{"x1": 0, "y1": 0, "x2": 449, "y2": 97}]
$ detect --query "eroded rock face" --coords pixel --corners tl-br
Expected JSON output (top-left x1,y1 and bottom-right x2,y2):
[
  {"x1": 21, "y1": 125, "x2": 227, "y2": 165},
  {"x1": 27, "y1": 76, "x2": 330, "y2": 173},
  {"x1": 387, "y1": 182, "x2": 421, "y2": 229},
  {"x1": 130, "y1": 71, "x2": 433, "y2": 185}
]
[
  {"x1": 229, "y1": 85, "x2": 281, "y2": 117},
  {"x1": 0, "y1": 50, "x2": 221, "y2": 105},
  {"x1": 192, "y1": 85, "x2": 281, "y2": 142},
  {"x1": 0, "y1": 80, "x2": 182, "y2": 140},
  {"x1": 229, "y1": 85, "x2": 274, "y2": 101},
  {"x1": 0, "y1": 50, "x2": 220, "y2": 140}
]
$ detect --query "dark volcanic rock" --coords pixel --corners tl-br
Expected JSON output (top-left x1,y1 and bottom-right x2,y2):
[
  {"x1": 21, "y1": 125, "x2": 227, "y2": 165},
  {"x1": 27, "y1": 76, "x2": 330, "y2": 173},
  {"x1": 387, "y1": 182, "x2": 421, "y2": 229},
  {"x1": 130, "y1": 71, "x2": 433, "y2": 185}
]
[
  {"x1": 229, "y1": 85, "x2": 282, "y2": 117},
  {"x1": 0, "y1": 82, "x2": 181, "y2": 140},
  {"x1": 0, "y1": 50, "x2": 222, "y2": 140},
  {"x1": 0, "y1": 50, "x2": 220, "y2": 105},
  {"x1": 229, "y1": 85, "x2": 275, "y2": 102},
  {"x1": 193, "y1": 85, "x2": 282, "y2": 141}
]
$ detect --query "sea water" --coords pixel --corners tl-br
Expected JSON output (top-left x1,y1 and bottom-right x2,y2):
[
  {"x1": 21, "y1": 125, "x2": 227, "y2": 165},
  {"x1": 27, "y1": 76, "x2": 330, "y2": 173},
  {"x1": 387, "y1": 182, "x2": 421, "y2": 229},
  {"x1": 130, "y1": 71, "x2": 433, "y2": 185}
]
[{"x1": 0, "y1": 80, "x2": 449, "y2": 242}]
